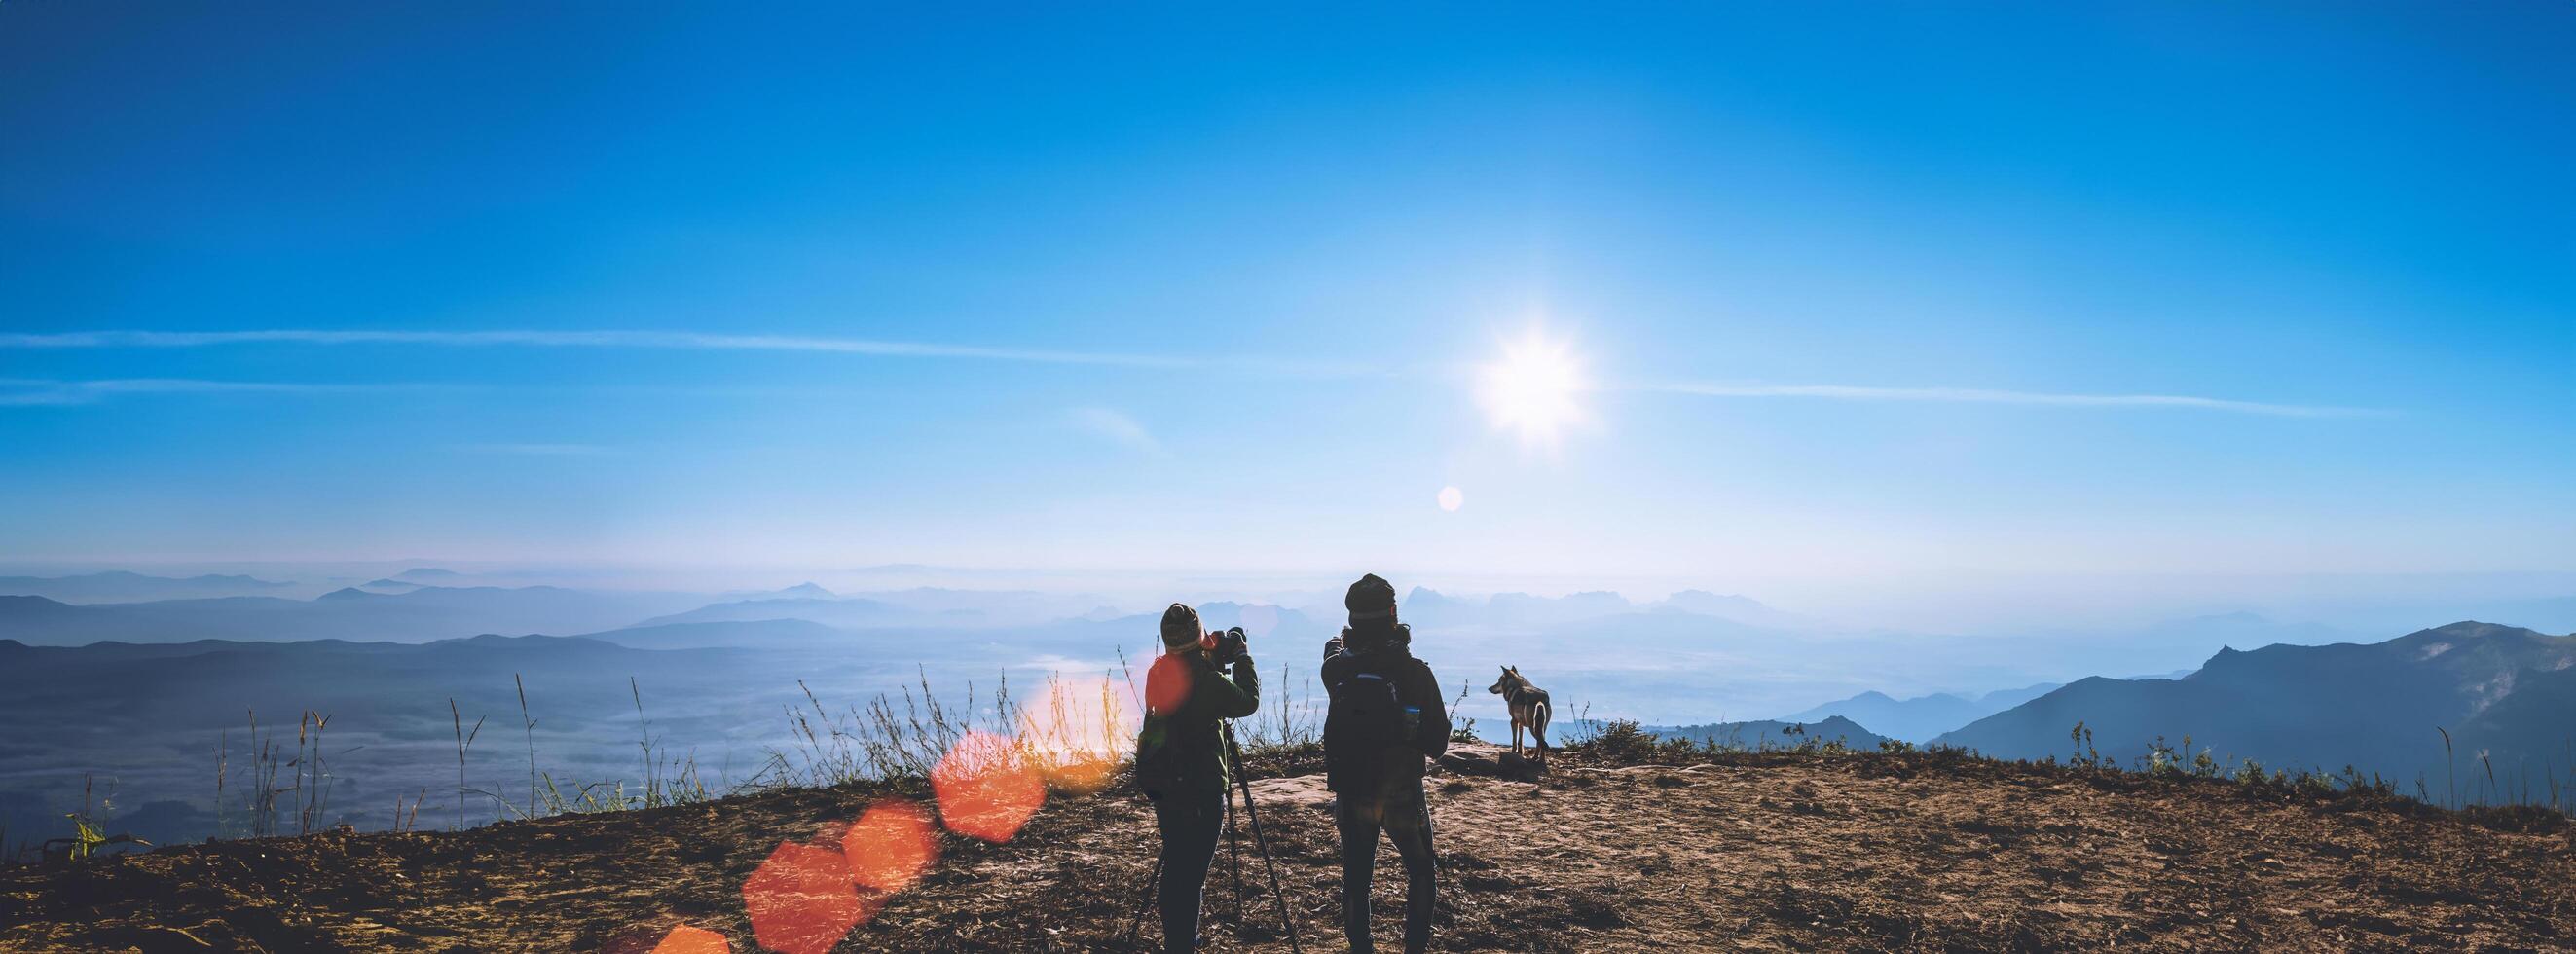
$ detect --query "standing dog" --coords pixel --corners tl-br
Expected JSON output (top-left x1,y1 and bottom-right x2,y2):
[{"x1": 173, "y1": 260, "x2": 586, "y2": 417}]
[{"x1": 1487, "y1": 666, "x2": 1552, "y2": 766}]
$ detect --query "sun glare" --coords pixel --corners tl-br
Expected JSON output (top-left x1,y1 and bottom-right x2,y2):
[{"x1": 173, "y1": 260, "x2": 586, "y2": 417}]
[{"x1": 1477, "y1": 332, "x2": 1586, "y2": 445}]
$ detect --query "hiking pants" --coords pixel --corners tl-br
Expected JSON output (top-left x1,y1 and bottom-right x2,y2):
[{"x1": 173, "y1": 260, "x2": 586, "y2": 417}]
[
  {"x1": 1153, "y1": 789, "x2": 1224, "y2": 954},
  {"x1": 1337, "y1": 790, "x2": 1437, "y2": 954}
]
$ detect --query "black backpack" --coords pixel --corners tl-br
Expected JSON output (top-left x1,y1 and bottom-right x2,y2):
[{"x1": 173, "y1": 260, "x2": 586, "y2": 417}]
[
  {"x1": 1324, "y1": 666, "x2": 1411, "y2": 794},
  {"x1": 1132, "y1": 712, "x2": 1177, "y2": 799}
]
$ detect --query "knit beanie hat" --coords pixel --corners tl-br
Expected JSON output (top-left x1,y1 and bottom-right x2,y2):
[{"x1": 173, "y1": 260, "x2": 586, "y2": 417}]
[
  {"x1": 1344, "y1": 574, "x2": 1398, "y2": 626},
  {"x1": 1160, "y1": 603, "x2": 1202, "y2": 648}
]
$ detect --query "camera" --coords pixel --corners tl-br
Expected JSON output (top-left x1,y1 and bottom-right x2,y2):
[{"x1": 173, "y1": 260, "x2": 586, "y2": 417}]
[{"x1": 1200, "y1": 626, "x2": 1248, "y2": 664}]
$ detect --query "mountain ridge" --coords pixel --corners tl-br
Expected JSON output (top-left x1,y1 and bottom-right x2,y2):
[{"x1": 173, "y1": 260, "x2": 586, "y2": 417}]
[{"x1": 1937, "y1": 620, "x2": 2576, "y2": 785}]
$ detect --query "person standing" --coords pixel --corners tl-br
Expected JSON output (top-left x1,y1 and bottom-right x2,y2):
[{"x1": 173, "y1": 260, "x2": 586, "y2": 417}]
[
  {"x1": 1134, "y1": 603, "x2": 1260, "y2": 954},
  {"x1": 1322, "y1": 574, "x2": 1449, "y2": 954}
]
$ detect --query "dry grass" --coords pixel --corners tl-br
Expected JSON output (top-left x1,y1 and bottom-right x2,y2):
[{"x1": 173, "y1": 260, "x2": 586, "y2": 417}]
[{"x1": 6, "y1": 738, "x2": 2574, "y2": 952}]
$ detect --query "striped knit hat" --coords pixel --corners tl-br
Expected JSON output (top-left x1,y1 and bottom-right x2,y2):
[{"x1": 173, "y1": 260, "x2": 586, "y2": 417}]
[{"x1": 1159, "y1": 603, "x2": 1202, "y2": 648}]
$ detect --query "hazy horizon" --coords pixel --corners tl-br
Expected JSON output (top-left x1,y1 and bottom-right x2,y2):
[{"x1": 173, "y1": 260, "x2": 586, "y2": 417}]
[{"x1": 5, "y1": 559, "x2": 2569, "y2": 639}]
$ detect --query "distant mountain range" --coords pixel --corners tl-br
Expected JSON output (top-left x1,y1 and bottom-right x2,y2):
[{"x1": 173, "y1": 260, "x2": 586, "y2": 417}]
[
  {"x1": 1645, "y1": 716, "x2": 1889, "y2": 752},
  {"x1": 0, "y1": 585, "x2": 705, "y2": 645},
  {"x1": 0, "y1": 571, "x2": 291, "y2": 604},
  {"x1": 1777, "y1": 682, "x2": 2061, "y2": 743},
  {"x1": 1936, "y1": 621, "x2": 2576, "y2": 789},
  {"x1": 574, "y1": 618, "x2": 856, "y2": 650},
  {"x1": 1399, "y1": 586, "x2": 1800, "y2": 630},
  {"x1": 637, "y1": 595, "x2": 915, "y2": 630},
  {"x1": 638, "y1": 586, "x2": 1099, "y2": 631}
]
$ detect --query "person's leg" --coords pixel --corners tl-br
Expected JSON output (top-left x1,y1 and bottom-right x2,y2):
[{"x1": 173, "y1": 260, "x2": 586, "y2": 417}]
[
  {"x1": 1336, "y1": 798, "x2": 1385, "y2": 952},
  {"x1": 1155, "y1": 790, "x2": 1223, "y2": 954},
  {"x1": 1382, "y1": 792, "x2": 1439, "y2": 954}
]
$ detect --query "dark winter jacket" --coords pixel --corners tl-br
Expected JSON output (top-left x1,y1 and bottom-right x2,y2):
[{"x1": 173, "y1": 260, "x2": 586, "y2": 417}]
[
  {"x1": 1321, "y1": 631, "x2": 1449, "y2": 798},
  {"x1": 1136, "y1": 648, "x2": 1260, "y2": 798}
]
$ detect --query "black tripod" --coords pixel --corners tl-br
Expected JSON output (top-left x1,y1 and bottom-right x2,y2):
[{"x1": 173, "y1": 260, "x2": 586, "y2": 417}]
[
  {"x1": 1122, "y1": 719, "x2": 1305, "y2": 952},
  {"x1": 1221, "y1": 718, "x2": 1305, "y2": 953}
]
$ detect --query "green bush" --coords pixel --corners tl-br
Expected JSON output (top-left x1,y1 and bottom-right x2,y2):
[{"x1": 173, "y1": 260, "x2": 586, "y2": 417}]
[{"x1": 1583, "y1": 719, "x2": 1660, "y2": 765}]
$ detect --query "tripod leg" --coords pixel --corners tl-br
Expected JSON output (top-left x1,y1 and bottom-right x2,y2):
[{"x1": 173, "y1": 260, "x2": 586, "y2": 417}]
[
  {"x1": 1223, "y1": 785, "x2": 1246, "y2": 920},
  {"x1": 1123, "y1": 851, "x2": 1164, "y2": 947},
  {"x1": 1222, "y1": 722, "x2": 1306, "y2": 954}
]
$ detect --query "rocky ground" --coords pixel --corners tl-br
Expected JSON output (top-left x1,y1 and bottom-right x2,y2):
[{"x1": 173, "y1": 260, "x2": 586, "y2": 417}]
[{"x1": 5, "y1": 742, "x2": 2573, "y2": 952}]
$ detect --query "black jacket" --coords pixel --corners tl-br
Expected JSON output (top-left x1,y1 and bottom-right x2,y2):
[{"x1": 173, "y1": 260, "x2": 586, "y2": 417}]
[
  {"x1": 1321, "y1": 631, "x2": 1449, "y2": 795},
  {"x1": 1136, "y1": 648, "x2": 1260, "y2": 798}
]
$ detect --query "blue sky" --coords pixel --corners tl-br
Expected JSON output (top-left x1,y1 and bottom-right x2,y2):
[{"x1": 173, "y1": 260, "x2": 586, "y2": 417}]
[{"x1": 3, "y1": 3, "x2": 2570, "y2": 586}]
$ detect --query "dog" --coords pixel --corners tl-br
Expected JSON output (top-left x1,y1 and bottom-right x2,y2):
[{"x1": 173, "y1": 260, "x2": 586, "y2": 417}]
[{"x1": 1487, "y1": 666, "x2": 1552, "y2": 766}]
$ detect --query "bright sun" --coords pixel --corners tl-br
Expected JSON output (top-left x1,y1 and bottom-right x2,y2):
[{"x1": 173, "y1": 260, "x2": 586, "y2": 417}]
[{"x1": 1476, "y1": 331, "x2": 1586, "y2": 445}]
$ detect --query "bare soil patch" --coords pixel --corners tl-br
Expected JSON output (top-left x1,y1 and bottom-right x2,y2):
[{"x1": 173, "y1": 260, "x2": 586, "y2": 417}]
[{"x1": 5, "y1": 744, "x2": 2571, "y2": 952}]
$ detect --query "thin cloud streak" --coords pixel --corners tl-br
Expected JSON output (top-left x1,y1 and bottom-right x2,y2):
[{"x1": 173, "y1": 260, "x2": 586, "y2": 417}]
[
  {"x1": 0, "y1": 378, "x2": 432, "y2": 406},
  {"x1": 1066, "y1": 407, "x2": 1167, "y2": 457},
  {"x1": 453, "y1": 442, "x2": 620, "y2": 457},
  {"x1": 1640, "y1": 381, "x2": 2377, "y2": 418},
  {"x1": 0, "y1": 328, "x2": 1381, "y2": 375}
]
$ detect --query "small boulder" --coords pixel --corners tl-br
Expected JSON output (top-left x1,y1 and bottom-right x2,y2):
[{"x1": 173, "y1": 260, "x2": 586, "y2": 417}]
[{"x1": 1438, "y1": 743, "x2": 1545, "y2": 782}]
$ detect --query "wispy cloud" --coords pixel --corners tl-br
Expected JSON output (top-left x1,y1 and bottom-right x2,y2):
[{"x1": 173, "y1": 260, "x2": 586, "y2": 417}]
[
  {"x1": 0, "y1": 378, "x2": 416, "y2": 406},
  {"x1": 1066, "y1": 407, "x2": 1167, "y2": 456},
  {"x1": 452, "y1": 442, "x2": 619, "y2": 457},
  {"x1": 1, "y1": 329, "x2": 1197, "y2": 368},
  {"x1": 0, "y1": 328, "x2": 1392, "y2": 378},
  {"x1": 1638, "y1": 381, "x2": 2376, "y2": 418}
]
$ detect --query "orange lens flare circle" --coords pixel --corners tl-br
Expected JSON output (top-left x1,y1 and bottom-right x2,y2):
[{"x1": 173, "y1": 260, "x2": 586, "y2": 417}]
[
  {"x1": 841, "y1": 798, "x2": 938, "y2": 893},
  {"x1": 742, "y1": 841, "x2": 881, "y2": 954},
  {"x1": 1144, "y1": 652, "x2": 1191, "y2": 714},
  {"x1": 931, "y1": 730, "x2": 1046, "y2": 843},
  {"x1": 648, "y1": 924, "x2": 729, "y2": 954}
]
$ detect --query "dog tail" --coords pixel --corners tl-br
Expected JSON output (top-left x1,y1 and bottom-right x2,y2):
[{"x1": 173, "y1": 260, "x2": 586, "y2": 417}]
[{"x1": 1533, "y1": 699, "x2": 1553, "y2": 752}]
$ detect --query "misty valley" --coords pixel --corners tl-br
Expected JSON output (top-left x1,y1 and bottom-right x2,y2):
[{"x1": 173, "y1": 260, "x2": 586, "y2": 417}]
[{"x1": 7, "y1": 569, "x2": 2574, "y2": 857}]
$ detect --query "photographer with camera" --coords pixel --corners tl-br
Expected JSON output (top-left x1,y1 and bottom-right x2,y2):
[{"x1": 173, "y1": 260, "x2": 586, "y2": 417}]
[
  {"x1": 1133, "y1": 603, "x2": 1259, "y2": 954},
  {"x1": 1322, "y1": 573, "x2": 1449, "y2": 954}
]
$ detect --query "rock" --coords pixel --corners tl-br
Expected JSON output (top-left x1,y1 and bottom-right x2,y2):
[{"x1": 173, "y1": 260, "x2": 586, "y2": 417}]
[{"x1": 1438, "y1": 743, "x2": 1545, "y2": 782}]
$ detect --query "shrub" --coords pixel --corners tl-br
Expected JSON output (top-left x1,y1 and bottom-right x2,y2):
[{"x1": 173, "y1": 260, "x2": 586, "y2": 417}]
[{"x1": 1583, "y1": 719, "x2": 1660, "y2": 765}]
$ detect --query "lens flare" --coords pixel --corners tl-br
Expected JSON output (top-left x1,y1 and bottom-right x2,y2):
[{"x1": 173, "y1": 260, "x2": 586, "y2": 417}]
[
  {"x1": 604, "y1": 922, "x2": 728, "y2": 954},
  {"x1": 1437, "y1": 486, "x2": 1463, "y2": 512},
  {"x1": 841, "y1": 798, "x2": 939, "y2": 893},
  {"x1": 742, "y1": 842, "x2": 880, "y2": 954},
  {"x1": 1476, "y1": 331, "x2": 1586, "y2": 446},
  {"x1": 650, "y1": 924, "x2": 729, "y2": 954},
  {"x1": 1144, "y1": 651, "x2": 1192, "y2": 714},
  {"x1": 931, "y1": 730, "x2": 1046, "y2": 843},
  {"x1": 1015, "y1": 674, "x2": 1136, "y2": 794}
]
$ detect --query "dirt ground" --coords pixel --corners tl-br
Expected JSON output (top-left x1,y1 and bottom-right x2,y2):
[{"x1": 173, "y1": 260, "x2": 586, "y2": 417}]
[{"x1": 5, "y1": 743, "x2": 2572, "y2": 952}]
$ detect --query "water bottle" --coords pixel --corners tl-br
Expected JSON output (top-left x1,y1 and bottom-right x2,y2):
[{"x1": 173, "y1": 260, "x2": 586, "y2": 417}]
[{"x1": 1403, "y1": 705, "x2": 1422, "y2": 740}]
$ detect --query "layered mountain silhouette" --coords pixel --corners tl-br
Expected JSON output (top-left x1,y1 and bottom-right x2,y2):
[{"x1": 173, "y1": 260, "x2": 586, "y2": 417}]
[
  {"x1": 1645, "y1": 715, "x2": 1890, "y2": 751},
  {"x1": 1778, "y1": 683, "x2": 2061, "y2": 743},
  {"x1": 0, "y1": 571, "x2": 291, "y2": 604},
  {"x1": 1937, "y1": 621, "x2": 2576, "y2": 789},
  {"x1": 1399, "y1": 585, "x2": 1797, "y2": 630},
  {"x1": 0, "y1": 585, "x2": 704, "y2": 645},
  {"x1": 639, "y1": 587, "x2": 1098, "y2": 630},
  {"x1": 572, "y1": 617, "x2": 857, "y2": 650},
  {"x1": 637, "y1": 595, "x2": 913, "y2": 630}
]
